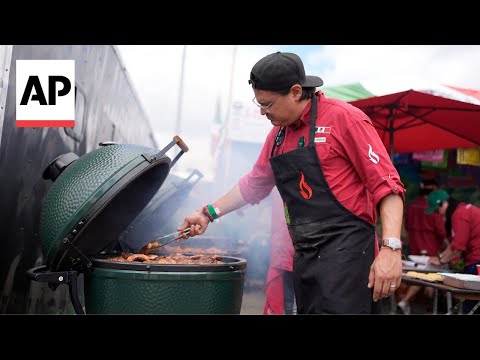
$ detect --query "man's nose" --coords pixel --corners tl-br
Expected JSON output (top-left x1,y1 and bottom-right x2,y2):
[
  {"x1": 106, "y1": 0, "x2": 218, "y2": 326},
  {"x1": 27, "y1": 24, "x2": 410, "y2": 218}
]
[{"x1": 260, "y1": 108, "x2": 269, "y2": 115}]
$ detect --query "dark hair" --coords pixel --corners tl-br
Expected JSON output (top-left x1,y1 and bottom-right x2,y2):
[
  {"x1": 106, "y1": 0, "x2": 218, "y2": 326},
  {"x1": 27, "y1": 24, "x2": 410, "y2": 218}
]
[
  {"x1": 300, "y1": 87, "x2": 316, "y2": 101},
  {"x1": 419, "y1": 188, "x2": 433, "y2": 196},
  {"x1": 419, "y1": 179, "x2": 439, "y2": 196},
  {"x1": 273, "y1": 86, "x2": 316, "y2": 101},
  {"x1": 445, "y1": 197, "x2": 462, "y2": 237}
]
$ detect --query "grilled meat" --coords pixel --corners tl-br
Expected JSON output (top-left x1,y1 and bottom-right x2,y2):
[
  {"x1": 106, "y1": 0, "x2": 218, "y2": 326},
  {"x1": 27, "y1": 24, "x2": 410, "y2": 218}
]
[{"x1": 108, "y1": 253, "x2": 224, "y2": 264}]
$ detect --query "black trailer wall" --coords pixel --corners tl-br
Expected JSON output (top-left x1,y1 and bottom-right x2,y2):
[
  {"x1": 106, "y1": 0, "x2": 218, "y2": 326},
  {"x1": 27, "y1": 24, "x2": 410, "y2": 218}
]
[{"x1": 0, "y1": 45, "x2": 156, "y2": 313}]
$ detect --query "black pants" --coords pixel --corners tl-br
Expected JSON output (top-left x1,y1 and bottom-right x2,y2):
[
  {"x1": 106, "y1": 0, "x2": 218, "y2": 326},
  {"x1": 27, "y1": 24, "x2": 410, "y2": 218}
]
[{"x1": 283, "y1": 271, "x2": 296, "y2": 315}]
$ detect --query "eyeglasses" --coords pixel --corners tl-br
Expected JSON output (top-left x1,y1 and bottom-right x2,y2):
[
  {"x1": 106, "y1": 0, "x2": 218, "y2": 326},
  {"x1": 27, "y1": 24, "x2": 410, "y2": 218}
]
[{"x1": 252, "y1": 94, "x2": 281, "y2": 110}]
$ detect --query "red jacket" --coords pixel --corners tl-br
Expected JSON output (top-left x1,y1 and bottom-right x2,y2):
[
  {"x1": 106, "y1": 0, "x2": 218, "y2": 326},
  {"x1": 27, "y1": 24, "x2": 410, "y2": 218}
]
[
  {"x1": 450, "y1": 203, "x2": 480, "y2": 267},
  {"x1": 239, "y1": 91, "x2": 405, "y2": 226},
  {"x1": 405, "y1": 196, "x2": 445, "y2": 256}
]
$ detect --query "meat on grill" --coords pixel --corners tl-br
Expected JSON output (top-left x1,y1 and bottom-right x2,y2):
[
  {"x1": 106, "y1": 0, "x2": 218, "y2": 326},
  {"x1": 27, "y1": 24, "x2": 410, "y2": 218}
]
[
  {"x1": 108, "y1": 253, "x2": 224, "y2": 264},
  {"x1": 142, "y1": 241, "x2": 161, "y2": 254},
  {"x1": 125, "y1": 254, "x2": 158, "y2": 262},
  {"x1": 142, "y1": 240, "x2": 233, "y2": 256}
]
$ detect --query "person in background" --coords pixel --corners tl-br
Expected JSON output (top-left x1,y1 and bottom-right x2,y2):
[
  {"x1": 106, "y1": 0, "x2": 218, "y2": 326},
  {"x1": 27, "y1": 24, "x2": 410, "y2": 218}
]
[
  {"x1": 427, "y1": 189, "x2": 480, "y2": 314},
  {"x1": 263, "y1": 189, "x2": 295, "y2": 315},
  {"x1": 397, "y1": 179, "x2": 446, "y2": 315},
  {"x1": 178, "y1": 51, "x2": 405, "y2": 314}
]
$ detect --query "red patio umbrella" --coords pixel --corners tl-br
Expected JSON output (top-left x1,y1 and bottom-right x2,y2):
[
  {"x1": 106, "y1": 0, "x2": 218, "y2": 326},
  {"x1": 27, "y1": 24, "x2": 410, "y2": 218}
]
[{"x1": 349, "y1": 89, "x2": 480, "y2": 159}]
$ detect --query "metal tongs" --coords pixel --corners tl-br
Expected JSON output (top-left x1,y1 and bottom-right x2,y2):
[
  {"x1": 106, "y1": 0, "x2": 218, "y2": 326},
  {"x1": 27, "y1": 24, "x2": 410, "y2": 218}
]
[
  {"x1": 151, "y1": 228, "x2": 191, "y2": 249},
  {"x1": 145, "y1": 228, "x2": 190, "y2": 251}
]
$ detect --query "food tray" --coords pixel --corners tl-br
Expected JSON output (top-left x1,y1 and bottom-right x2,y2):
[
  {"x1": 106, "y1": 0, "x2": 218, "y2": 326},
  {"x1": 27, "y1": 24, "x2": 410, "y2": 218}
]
[
  {"x1": 440, "y1": 273, "x2": 480, "y2": 290},
  {"x1": 403, "y1": 271, "x2": 444, "y2": 282}
]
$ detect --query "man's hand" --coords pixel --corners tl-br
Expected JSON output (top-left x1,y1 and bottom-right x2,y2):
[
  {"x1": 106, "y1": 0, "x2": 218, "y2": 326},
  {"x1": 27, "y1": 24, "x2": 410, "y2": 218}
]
[
  {"x1": 178, "y1": 185, "x2": 248, "y2": 239},
  {"x1": 178, "y1": 209, "x2": 211, "y2": 238},
  {"x1": 428, "y1": 256, "x2": 441, "y2": 265},
  {"x1": 368, "y1": 248, "x2": 403, "y2": 302}
]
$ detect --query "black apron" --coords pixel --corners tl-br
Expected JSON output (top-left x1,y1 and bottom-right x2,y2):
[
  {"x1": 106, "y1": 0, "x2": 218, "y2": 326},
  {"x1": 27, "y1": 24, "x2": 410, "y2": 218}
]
[{"x1": 269, "y1": 95, "x2": 379, "y2": 314}]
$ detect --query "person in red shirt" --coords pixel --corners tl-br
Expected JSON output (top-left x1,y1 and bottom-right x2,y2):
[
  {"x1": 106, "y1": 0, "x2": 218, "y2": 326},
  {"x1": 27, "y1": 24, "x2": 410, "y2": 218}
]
[
  {"x1": 178, "y1": 51, "x2": 405, "y2": 314},
  {"x1": 263, "y1": 188, "x2": 296, "y2": 315},
  {"x1": 397, "y1": 179, "x2": 446, "y2": 314},
  {"x1": 426, "y1": 189, "x2": 480, "y2": 314}
]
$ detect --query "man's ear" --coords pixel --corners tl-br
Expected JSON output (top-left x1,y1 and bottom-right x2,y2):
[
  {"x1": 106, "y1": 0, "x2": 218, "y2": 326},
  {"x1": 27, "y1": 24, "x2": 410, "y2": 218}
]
[{"x1": 291, "y1": 84, "x2": 302, "y2": 99}]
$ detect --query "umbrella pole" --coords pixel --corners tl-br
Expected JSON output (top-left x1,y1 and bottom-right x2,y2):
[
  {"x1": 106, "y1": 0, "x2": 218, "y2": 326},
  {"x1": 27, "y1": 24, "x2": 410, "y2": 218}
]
[
  {"x1": 389, "y1": 129, "x2": 394, "y2": 162},
  {"x1": 388, "y1": 109, "x2": 394, "y2": 162}
]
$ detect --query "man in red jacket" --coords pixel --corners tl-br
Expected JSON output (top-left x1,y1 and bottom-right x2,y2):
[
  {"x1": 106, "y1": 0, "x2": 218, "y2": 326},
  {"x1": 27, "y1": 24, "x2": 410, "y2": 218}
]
[
  {"x1": 427, "y1": 189, "x2": 480, "y2": 314},
  {"x1": 179, "y1": 52, "x2": 405, "y2": 314},
  {"x1": 397, "y1": 179, "x2": 446, "y2": 314}
]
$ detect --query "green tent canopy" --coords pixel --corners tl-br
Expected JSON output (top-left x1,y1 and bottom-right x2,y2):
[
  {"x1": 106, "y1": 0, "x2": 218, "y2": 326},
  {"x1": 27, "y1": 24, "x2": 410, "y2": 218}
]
[{"x1": 322, "y1": 82, "x2": 374, "y2": 101}]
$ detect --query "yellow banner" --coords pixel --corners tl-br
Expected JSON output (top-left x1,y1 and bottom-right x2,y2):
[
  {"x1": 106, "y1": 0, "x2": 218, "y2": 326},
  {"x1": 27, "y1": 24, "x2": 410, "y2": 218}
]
[{"x1": 457, "y1": 147, "x2": 480, "y2": 166}]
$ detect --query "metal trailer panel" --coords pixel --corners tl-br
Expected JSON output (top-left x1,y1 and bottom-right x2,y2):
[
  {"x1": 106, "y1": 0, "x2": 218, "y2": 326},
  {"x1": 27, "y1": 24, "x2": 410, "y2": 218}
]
[
  {"x1": 0, "y1": 45, "x2": 157, "y2": 314},
  {"x1": 0, "y1": 45, "x2": 13, "y2": 150}
]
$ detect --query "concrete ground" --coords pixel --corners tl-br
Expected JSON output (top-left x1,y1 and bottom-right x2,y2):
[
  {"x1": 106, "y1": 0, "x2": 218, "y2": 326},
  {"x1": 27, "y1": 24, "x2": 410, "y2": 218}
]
[
  {"x1": 240, "y1": 287, "x2": 434, "y2": 315},
  {"x1": 240, "y1": 285, "x2": 266, "y2": 315},
  {"x1": 239, "y1": 283, "x2": 444, "y2": 315}
]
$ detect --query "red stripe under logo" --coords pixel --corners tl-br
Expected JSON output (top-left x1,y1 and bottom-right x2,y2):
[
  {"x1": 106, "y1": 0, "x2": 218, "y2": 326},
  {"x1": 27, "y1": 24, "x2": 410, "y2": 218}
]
[{"x1": 16, "y1": 120, "x2": 75, "y2": 128}]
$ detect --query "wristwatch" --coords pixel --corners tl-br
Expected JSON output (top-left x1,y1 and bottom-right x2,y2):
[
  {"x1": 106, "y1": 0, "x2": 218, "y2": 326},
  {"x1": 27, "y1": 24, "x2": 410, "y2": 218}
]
[{"x1": 381, "y1": 237, "x2": 402, "y2": 250}]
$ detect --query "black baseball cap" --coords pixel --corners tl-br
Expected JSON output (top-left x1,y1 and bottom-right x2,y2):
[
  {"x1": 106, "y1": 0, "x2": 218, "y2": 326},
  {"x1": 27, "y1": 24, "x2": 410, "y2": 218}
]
[{"x1": 249, "y1": 52, "x2": 323, "y2": 91}]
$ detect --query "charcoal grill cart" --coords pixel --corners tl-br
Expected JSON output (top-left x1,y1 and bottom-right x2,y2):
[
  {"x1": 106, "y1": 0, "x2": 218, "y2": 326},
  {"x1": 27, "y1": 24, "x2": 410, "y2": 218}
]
[{"x1": 26, "y1": 137, "x2": 246, "y2": 314}]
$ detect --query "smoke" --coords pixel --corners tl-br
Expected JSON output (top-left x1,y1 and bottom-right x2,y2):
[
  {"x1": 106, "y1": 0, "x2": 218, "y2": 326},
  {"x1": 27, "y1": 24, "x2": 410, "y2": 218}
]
[{"x1": 147, "y1": 138, "x2": 276, "y2": 287}]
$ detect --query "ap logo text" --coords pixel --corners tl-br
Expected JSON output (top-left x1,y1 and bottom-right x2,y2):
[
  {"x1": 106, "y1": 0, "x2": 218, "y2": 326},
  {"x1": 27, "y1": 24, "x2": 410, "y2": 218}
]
[{"x1": 16, "y1": 60, "x2": 75, "y2": 127}]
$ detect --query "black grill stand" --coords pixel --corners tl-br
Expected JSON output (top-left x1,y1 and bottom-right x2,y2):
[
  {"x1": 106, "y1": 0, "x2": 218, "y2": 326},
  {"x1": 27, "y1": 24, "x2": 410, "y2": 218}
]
[{"x1": 26, "y1": 265, "x2": 85, "y2": 314}]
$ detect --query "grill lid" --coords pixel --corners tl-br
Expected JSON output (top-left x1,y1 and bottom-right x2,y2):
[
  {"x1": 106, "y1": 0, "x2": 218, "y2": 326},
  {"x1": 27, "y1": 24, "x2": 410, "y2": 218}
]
[{"x1": 39, "y1": 137, "x2": 188, "y2": 272}]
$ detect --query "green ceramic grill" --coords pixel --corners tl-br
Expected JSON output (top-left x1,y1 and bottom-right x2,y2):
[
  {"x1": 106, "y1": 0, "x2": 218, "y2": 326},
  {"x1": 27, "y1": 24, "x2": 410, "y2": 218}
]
[
  {"x1": 26, "y1": 137, "x2": 246, "y2": 314},
  {"x1": 40, "y1": 142, "x2": 173, "y2": 271},
  {"x1": 84, "y1": 256, "x2": 246, "y2": 314}
]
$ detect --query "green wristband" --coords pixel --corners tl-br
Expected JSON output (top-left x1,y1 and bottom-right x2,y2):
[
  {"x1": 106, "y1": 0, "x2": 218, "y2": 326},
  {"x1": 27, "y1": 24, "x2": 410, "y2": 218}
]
[{"x1": 207, "y1": 204, "x2": 219, "y2": 220}]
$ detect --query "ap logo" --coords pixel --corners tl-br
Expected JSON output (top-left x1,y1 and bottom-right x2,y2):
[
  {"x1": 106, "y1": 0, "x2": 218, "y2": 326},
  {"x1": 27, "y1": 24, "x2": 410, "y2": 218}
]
[{"x1": 16, "y1": 60, "x2": 75, "y2": 127}]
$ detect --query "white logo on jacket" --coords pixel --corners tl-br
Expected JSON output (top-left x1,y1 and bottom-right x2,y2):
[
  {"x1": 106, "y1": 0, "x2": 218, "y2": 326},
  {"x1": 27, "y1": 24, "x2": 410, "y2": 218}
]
[{"x1": 368, "y1": 144, "x2": 380, "y2": 164}]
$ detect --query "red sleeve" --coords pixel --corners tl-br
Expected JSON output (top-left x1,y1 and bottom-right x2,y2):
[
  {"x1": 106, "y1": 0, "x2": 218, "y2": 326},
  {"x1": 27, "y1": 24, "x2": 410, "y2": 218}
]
[
  {"x1": 449, "y1": 206, "x2": 469, "y2": 252},
  {"x1": 238, "y1": 127, "x2": 277, "y2": 205},
  {"x1": 342, "y1": 115, "x2": 405, "y2": 209},
  {"x1": 432, "y1": 213, "x2": 446, "y2": 239}
]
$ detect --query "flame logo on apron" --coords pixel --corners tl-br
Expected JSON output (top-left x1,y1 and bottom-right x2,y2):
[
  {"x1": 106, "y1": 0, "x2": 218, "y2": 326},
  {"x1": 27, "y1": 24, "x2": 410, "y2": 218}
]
[{"x1": 299, "y1": 171, "x2": 313, "y2": 200}]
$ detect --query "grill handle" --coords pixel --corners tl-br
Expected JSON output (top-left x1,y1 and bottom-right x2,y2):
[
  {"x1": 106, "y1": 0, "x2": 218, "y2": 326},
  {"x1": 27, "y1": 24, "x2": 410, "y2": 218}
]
[
  {"x1": 25, "y1": 265, "x2": 85, "y2": 315},
  {"x1": 142, "y1": 135, "x2": 189, "y2": 167},
  {"x1": 26, "y1": 265, "x2": 70, "y2": 285}
]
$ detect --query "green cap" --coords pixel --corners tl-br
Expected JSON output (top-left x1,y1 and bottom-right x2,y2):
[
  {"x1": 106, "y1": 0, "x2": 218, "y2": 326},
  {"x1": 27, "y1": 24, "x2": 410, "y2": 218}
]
[{"x1": 425, "y1": 189, "x2": 449, "y2": 215}]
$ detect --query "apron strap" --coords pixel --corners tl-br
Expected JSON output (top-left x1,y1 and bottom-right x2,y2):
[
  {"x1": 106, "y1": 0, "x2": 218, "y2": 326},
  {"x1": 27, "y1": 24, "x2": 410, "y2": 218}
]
[
  {"x1": 308, "y1": 95, "x2": 318, "y2": 147},
  {"x1": 271, "y1": 126, "x2": 286, "y2": 158}
]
